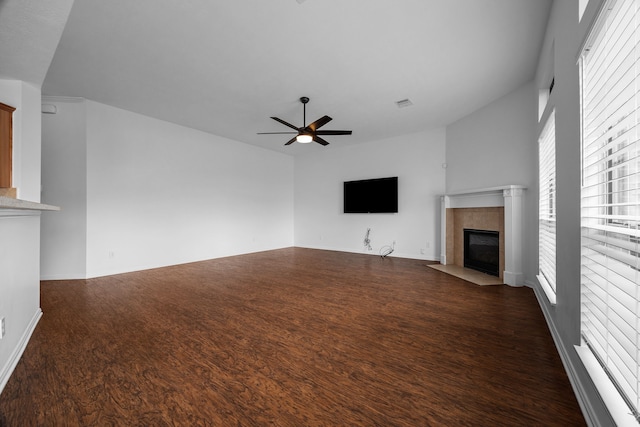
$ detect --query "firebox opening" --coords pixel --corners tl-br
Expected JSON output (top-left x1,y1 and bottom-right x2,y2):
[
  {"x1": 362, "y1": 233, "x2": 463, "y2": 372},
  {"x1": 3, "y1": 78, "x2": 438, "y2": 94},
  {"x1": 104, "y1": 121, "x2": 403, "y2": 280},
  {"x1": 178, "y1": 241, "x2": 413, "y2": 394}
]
[{"x1": 464, "y1": 229, "x2": 499, "y2": 277}]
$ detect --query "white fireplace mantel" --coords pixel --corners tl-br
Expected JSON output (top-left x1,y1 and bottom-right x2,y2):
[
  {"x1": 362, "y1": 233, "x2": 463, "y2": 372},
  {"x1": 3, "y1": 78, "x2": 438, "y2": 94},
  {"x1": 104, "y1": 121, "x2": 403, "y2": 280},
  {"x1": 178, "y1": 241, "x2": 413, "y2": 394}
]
[{"x1": 440, "y1": 185, "x2": 526, "y2": 287}]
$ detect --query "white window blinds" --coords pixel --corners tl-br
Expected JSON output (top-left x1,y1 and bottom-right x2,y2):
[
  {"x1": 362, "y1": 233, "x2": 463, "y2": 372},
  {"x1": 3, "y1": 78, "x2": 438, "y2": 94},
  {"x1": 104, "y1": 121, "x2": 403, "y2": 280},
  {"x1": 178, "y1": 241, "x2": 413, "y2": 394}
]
[
  {"x1": 580, "y1": 0, "x2": 640, "y2": 421},
  {"x1": 538, "y1": 111, "x2": 557, "y2": 303}
]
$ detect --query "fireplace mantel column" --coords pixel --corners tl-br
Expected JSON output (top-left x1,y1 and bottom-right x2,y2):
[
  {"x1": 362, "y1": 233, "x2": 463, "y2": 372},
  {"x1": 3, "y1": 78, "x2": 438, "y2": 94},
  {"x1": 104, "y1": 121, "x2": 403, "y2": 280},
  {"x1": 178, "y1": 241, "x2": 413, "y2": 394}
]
[
  {"x1": 440, "y1": 195, "x2": 449, "y2": 265},
  {"x1": 502, "y1": 187, "x2": 524, "y2": 286}
]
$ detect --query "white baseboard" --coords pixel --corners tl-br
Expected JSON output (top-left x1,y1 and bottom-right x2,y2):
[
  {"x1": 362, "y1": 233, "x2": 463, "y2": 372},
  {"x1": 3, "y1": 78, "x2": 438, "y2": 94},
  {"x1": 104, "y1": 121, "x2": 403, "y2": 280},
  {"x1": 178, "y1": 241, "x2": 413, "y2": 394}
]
[
  {"x1": 295, "y1": 244, "x2": 438, "y2": 261},
  {"x1": 531, "y1": 283, "x2": 605, "y2": 427},
  {"x1": 0, "y1": 308, "x2": 42, "y2": 394},
  {"x1": 40, "y1": 272, "x2": 87, "y2": 281}
]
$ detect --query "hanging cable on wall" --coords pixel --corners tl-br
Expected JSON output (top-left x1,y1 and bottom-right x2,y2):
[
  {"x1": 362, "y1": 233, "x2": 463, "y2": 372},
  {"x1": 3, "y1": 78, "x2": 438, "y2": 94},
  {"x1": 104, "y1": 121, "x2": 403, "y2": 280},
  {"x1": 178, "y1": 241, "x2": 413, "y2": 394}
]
[{"x1": 364, "y1": 228, "x2": 372, "y2": 251}]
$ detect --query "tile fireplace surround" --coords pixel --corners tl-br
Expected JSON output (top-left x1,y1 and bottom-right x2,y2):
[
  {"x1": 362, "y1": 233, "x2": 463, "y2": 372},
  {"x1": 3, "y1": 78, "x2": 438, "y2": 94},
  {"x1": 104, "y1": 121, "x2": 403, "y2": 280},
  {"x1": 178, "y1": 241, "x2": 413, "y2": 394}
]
[{"x1": 440, "y1": 185, "x2": 526, "y2": 287}]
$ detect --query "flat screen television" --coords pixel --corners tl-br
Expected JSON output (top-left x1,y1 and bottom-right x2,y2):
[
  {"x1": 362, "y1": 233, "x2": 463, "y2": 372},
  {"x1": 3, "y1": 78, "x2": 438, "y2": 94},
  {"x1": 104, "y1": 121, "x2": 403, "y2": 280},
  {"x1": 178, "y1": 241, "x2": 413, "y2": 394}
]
[{"x1": 343, "y1": 177, "x2": 398, "y2": 213}]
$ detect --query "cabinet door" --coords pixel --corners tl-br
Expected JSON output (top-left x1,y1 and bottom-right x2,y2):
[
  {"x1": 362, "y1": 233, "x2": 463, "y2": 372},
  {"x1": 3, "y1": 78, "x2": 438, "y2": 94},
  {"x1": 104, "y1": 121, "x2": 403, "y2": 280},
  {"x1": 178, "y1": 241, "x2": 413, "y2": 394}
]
[{"x1": 0, "y1": 102, "x2": 16, "y2": 189}]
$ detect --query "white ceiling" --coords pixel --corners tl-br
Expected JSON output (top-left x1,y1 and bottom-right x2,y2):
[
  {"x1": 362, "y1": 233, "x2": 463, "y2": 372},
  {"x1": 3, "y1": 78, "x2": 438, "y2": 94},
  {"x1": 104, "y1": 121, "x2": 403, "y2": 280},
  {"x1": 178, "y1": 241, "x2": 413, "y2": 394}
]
[
  {"x1": 0, "y1": 0, "x2": 74, "y2": 87},
  {"x1": 5, "y1": 0, "x2": 552, "y2": 156}
]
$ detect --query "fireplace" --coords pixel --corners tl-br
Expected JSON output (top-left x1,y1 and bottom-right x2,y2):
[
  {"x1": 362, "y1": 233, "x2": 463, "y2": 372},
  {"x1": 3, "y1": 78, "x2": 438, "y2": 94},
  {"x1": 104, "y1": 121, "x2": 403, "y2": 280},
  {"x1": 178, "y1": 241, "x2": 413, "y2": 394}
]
[
  {"x1": 464, "y1": 229, "x2": 499, "y2": 276},
  {"x1": 440, "y1": 185, "x2": 526, "y2": 286}
]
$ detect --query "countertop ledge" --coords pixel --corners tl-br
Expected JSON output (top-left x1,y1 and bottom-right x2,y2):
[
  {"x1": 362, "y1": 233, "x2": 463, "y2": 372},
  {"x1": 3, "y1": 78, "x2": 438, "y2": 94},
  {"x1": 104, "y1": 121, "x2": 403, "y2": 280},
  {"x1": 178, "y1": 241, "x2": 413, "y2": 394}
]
[{"x1": 0, "y1": 196, "x2": 60, "y2": 211}]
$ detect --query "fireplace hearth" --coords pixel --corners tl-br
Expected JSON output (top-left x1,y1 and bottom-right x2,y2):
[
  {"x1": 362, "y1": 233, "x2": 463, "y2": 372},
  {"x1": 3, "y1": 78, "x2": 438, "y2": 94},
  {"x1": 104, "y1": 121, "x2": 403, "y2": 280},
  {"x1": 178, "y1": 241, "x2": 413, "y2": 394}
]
[{"x1": 464, "y1": 229, "x2": 499, "y2": 276}]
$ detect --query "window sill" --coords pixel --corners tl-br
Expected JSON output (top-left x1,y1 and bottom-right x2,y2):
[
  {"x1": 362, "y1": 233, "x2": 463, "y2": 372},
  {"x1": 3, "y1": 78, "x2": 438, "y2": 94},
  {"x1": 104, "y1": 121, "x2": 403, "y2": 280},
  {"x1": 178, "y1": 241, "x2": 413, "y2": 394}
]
[
  {"x1": 536, "y1": 274, "x2": 557, "y2": 305},
  {"x1": 575, "y1": 344, "x2": 639, "y2": 426}
]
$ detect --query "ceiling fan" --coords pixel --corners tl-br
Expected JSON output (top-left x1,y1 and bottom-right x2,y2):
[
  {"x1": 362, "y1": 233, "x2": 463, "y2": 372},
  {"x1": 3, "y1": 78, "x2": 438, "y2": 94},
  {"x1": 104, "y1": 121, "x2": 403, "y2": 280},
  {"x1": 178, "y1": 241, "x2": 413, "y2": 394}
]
[{"x1": 258, "y1": 97, "x2": 352, "y2": 146}]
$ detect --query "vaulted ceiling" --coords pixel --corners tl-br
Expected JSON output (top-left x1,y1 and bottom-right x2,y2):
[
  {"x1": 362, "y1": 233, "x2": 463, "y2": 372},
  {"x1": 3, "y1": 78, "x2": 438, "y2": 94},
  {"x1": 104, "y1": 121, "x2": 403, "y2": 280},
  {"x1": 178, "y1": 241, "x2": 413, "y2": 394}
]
[
  {"x1": 0, "y1": 0, "x2": 74, "y2": 87},
  {"x1": 2, "y1": 0, "x2": 552, "y2": 155}
]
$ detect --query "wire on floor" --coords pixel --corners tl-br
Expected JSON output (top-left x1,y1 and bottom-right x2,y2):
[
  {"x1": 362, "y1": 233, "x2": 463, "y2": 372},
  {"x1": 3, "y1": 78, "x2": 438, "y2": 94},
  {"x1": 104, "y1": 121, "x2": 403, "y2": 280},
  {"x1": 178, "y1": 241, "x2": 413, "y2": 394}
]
[{"x1": 380, "y1": 241, "x2": 395, "y2": 258}]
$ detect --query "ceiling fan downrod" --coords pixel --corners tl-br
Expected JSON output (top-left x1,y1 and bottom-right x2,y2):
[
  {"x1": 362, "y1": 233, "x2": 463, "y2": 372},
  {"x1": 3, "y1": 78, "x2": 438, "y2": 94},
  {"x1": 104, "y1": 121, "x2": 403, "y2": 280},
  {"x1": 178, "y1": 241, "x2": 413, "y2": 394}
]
[{"x1": 300, "y1": 96, "x2": 309, "y2": 127}]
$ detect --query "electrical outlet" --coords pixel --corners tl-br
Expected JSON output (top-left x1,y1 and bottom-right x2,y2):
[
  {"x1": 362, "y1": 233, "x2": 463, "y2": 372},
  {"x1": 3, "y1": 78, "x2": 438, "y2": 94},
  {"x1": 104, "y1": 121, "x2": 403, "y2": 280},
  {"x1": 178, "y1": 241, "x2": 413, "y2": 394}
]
[
  {"x1": 420, "y1": 248, "x2": 425, "y2": 254},
  {"x1": 1, "y1": 317, "x2": 5, "y2": 339},
  {"x1": 109, "y1": 251, "x2": 115, "y2": 259}
]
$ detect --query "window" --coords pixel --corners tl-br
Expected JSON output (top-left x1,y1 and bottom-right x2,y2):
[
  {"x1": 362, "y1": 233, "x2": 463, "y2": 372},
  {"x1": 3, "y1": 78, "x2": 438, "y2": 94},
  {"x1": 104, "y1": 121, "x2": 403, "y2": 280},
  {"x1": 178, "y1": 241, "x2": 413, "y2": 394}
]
[
  {"x1": 538, "y1": 111, "x2": 557, "y2": 304},
  {"x1": 580, "y1": 0, "x2": 640, "y2": 423}
]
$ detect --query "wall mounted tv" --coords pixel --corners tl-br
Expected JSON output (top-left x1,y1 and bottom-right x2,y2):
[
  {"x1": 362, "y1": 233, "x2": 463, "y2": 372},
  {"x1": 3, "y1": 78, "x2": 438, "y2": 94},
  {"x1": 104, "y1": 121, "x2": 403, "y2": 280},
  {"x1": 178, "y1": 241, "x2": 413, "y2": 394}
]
[{"x1": 343, "y1": 177, "x2": 398, "y2": 213}]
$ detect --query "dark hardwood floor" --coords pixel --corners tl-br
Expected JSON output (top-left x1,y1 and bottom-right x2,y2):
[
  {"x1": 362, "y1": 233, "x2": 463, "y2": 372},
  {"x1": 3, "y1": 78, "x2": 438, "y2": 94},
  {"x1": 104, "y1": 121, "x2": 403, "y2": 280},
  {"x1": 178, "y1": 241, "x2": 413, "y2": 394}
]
[{"x1": 0, "y1": 248, "x2": 585, "y2": 426}]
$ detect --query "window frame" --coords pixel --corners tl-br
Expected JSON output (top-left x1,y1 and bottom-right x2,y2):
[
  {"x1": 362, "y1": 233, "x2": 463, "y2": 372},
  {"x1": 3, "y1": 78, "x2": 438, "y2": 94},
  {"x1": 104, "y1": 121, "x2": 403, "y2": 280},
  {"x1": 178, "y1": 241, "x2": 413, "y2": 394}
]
[
  {"x1": 579, "y1": 0, "x2": 640, "y2": 423},
  {"x1": 538, "y1": 109, "x2": 557, "y2": 305}
]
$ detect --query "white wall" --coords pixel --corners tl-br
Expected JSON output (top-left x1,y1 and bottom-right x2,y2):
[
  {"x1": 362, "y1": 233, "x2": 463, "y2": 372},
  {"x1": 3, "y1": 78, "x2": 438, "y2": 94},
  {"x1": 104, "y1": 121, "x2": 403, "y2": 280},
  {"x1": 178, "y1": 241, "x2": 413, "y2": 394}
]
[
  {"x1": 294, "y1": 129, "x2": 446, "y2": 260},
  {"x1": 40, "y1": 98, "x2": 87, "y2": 279},
  {"x1": 445, "y1": 81, "x2": 537, "y2": 194},
  {"x1": 0, "y1": 80, "x2": 44, "y2": 393},
  {"x1": 41, "y1": 99, "x2": 445, "y2": 275},
  {"x1": 79, "y1": 100, "x2": 293, "y2": 278},
  {"x1": 445, "y1": 81, "x2": 538, "y2": 281}
]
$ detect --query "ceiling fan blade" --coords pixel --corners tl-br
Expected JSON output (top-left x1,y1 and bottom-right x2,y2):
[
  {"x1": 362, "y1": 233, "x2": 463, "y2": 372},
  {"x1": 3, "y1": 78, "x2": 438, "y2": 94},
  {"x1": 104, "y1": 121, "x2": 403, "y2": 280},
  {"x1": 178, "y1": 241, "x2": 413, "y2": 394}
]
[
  {"x1": 284, "y1": 137, "x2": 297, "y2": 145},
  {"x1": 271, "y1": 117, "x2": 299, "y2": 131},
  {"x1": 306, "y1": 115, "x2": 332, "y2": 132},
  {"x1": 313, "y1": 136, "x2": 330, "y2": 146},
  {"x1": 257, "y1": 132, "x2": 297, "y2": 134},
  {"x1": 315, "y1": 130, "x2": 352, "y2": 135}
]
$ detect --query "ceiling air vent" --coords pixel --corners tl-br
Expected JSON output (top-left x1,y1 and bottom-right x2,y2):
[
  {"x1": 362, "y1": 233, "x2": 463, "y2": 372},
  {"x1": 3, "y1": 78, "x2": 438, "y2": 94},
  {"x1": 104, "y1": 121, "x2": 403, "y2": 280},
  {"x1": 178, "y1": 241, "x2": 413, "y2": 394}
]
[
  {"x1": 41, "y1": 104, "x2": 57, "y2": 114},
  {"x1": 395, "y1": 98, "x2": 413, "y2": 108}
]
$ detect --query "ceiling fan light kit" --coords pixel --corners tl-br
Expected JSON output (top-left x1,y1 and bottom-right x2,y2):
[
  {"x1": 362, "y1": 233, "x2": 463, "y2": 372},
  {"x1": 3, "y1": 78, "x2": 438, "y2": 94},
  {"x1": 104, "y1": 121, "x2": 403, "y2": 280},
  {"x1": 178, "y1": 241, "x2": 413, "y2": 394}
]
[
  {"x1": 296, "y1": 134, "x2": 313, "y2": 143},
  {"x1": 258, "y1": 97, "x2": 352, "y2": 146}
]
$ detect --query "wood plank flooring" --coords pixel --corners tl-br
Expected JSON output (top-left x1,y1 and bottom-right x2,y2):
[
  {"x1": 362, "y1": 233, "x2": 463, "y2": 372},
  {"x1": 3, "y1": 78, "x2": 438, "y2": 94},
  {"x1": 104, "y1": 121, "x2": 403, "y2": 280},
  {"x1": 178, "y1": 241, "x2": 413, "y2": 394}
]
[{"x1": 0, "y1": 248, "x2": 585, "y2": 426}]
